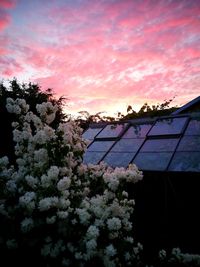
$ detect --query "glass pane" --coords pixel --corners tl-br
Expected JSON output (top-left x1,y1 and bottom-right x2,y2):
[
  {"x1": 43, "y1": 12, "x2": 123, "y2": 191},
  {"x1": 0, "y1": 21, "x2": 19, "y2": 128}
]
[
  {"x1": 141, "y1": 138, "x2": 179, "y2": 152},
  {"x1": 185, "y1": 119, "x2": 200, "y2": 135},
  {"x1": 111, "y1": 138, "x2": 144, "y2": 152},
  {"x1": 83, "y1": 128, "x2": 102, "y2": 140},
  {"x1": 83, "y1": 151, "x2": 105, "y2": 164},
  {"x1": 96, "y1": 123, "x2": 128, "y2": 138},
  {"x1": 177, "y1": 136, "x2": 200, "y2": 151},
  {"x1": 123, "y1": 124, "x2": 152, "y2": 138},
  {"x1": 133, "y1": 152, "x2": 172, "y2": 171},
  {"x1": 87, "y1": 140, "x2": 115, "y2": 152},
  {"x1": 148, "y1": 117, "x2": 188, "y2": 136},
  {"x1": 102, "y1": 152, "x2": 135, "y2": 168},
  {"x1": 168, "y1": 152, "x2": 200, "y2": 172}
]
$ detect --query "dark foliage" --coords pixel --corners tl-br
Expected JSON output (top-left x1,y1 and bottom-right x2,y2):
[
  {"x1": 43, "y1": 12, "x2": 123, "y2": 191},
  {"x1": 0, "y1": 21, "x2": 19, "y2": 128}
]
[
  {"x1": 77, "y1": 97, "x2": 179, "y2": 130},
  {"x1": 0, "y1": 78, "x2": 67, "y2": 162}
]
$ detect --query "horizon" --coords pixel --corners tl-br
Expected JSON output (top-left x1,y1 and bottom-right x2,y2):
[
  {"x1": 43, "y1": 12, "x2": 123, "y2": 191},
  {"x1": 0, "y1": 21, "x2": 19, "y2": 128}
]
[{"x1": 0, "y1": 0, "x2": 200, "y2": 116}]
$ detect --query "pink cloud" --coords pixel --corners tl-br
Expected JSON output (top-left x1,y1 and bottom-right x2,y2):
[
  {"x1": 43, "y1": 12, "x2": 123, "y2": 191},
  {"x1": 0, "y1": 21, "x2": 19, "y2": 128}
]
[
  {"x1": 0, "y1": 0, "x2": 16, "y2": 9},
  {"x1": 0, "y1": 9, "x2": 10, "y2": 30},
  {"x1": 1, "y1": 0, "x2": 200, "y2": 115},
  {"x1": 0, "y1": 57, "x2": 23, "y2": 77}
]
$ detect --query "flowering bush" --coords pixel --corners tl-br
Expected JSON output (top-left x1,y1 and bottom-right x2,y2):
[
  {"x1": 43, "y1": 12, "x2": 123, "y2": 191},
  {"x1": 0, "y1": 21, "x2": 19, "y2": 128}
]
[
  {"x1": 0, "y1": 97, "x2": 143, "y2": 266},
  {"x1": 157, "y1": 248, "x2": 200, "y2": 267}
]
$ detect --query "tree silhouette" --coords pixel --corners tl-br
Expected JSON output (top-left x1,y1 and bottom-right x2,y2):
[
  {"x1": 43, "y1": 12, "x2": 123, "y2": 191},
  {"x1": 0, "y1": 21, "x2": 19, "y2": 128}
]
[{"x1": 0, "y1": 78, "x2": 67, "y2": 162}]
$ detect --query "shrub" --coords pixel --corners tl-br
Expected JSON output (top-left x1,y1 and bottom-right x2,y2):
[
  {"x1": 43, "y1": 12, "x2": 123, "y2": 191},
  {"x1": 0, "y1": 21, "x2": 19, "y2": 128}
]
[{"x1": 0, "y1": 97, "x2": 143, "y2": 266}]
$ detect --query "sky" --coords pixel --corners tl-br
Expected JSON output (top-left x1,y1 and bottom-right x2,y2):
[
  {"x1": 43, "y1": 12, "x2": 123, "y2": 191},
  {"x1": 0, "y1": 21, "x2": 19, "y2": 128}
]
[{"x1": 0, "y1": 0, "x2": 200, "y2": 117}]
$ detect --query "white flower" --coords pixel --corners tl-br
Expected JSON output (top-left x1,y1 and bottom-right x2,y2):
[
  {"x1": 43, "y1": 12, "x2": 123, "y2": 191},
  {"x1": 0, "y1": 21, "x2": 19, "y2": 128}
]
[
  {"x1": 75, "y1": 252, "x2": 83, "y2": 259},
  {"x1": 125, "y1": 236, "x2": 134, "y2": 244},
  {"x1": 107, "y1": 217, "x2": 121, "y2": 231},
  {"x1": 76, "y1": 208, "x2": 91, "y2": 225},
  {"x1": 41, "y1": 243, "x2": 51, "y2": 256},
  {"x1": 21, "y1": 218, "x2": 34, "y2": 233},
  {"x1": 159, "y1": 249, "x2": 167, "y2": 260},
  {"x1": 57, "y1": 177, "x2": 71, "y2": 191},
  {"x1": 124, "y1": 252, "x2": 131, "y2": 261},
  {"x1": 36, "y1": 102, "x2": 58, "y2": 124},
  {"x1": 86, "y1": 239, "x2": 97, "y2": 251},
  {"x1": 122, "y1": 191, "x2": 128, "y2": 198},
  {"x1": 34, "y1": 148, "x2": 48, "y2": 163},
  {"x1": 6, "y1": 180, "x2": 17, "y2": 193},
  {"x1": 59, "y1": 198, "x2": 70, "y2": 209},
  {"x1": 19, "y1": 192, "x2": 36, "y2": 211},
  {"x1": 71, "y1": 219, "x2": 77, "y2": 225},
  {"x1": 25, "y1": 175, "x2": 38, "y2": 189},
  {"x1": 38, "y1": 197, "x2": 59, "y2": 211},
  {"x1": 105, "y1": 244, "x2": 117, "y2": 257},
  {"x1": 57, "y1": 211, "x2": 69, "y2": 219},
  {"x1": 47, "y1": 166, "x2": 59, "y2": 181},
  {"x1": 33, "y1": 130, "x2": 47, "y2": 144},
  {"x1": 46, "y1": 216, "x2": 57, "y2": 224},
  {"x1": 1, "y1": 97, "x2": 146, "y2": 266},
  {"x1": 0, "y1": 156, "x2": 9, "y2": 168},
  {"x1": 13, "y1": 129, "x2": 22, "y2": 142},
  {"x1": 86, "y1": 225, "x2": 99, "y2": 239}
]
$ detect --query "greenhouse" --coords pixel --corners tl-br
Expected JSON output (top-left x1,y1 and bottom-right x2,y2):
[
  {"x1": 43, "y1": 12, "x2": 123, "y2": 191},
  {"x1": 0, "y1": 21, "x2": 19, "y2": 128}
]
[{"x1": 83, "y1": 97, "x2": 200, "y2": 259}]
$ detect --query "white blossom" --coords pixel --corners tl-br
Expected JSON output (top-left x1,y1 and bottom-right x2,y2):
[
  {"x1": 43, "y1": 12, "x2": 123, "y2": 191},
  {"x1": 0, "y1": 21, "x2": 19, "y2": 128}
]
[
  {"x1": 25, "y1": 175, "x2": 38, "y2": 189},
  {"x1": 86, "y1": 239, "x2": 97, "y2": 251},
  {"x1": 105, "y1": 244, "x2": 117, "y2": 257},
  {"x1": 76, "y1": 208, "x2": 91, "y2": 225},
  {"x1": 46, "y1": 216, "x2": 56, "y2": 224},
  {"x1": 38, "y1": 197, "x2": 59, "y2": 211},
  {"x1": 21, "y1": 217, "x2": 34, "y2": 232},
  {"x1": 57, "y1": 211, "x2": 69, "y2": 219},
  {"x1": 19, "y1": 192, "x2": 36, "y2": 211},
  {"x1": 107, "y1": 217, "x2": 122, "y2": 231},
  {"x1": 6, "y1": 180, "x2": 17, "y2": 193},
  {"x1": 86, "y1": 225, "x2": 99, "y2": 239},
  {"x1": 57, "y1": 176, "x2": 71, "y2": 191},
  {"x1": 0, "y1": 156, "x2": 9, "y2": 168}
]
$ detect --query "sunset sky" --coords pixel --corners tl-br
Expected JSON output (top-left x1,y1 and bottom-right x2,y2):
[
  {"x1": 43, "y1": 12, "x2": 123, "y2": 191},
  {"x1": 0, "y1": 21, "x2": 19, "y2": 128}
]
[{"x1": 1, "y1": 0, "x2": 200, "y2": 116}]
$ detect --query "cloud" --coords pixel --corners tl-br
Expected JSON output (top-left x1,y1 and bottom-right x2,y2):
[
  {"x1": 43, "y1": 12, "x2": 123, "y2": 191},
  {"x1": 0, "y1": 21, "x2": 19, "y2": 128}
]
[
  {"x1": 0, "y1": 0, "x2": 16, "y2": 9},
  {"x1": 0, "y1": 9, "x2": 10, "y2": 30},
  {"x1": 0, "y1": 56, "x2": 23, "y2": 77},
  {"x1": 1, "y1": 0, "x2": 200, "y2": 115},
  {"x1": 0, "y1": 0, "x2": 16, "y2": 31}
]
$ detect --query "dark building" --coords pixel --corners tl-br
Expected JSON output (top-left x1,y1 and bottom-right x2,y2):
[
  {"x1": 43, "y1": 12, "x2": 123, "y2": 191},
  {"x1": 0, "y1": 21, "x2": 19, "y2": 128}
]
[{"x1": 83, "y1": 96, "x2": 200, "y2": 260}]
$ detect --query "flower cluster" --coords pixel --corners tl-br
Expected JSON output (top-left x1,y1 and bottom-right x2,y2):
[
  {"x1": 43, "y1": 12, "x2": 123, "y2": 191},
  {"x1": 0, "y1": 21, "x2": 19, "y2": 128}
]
[
  {"x1": 0, "y1": 98, "x2": 143, "y2": 266},
  {"x1": 158, "y1": 248, "x2": 200, "y2": 267}
]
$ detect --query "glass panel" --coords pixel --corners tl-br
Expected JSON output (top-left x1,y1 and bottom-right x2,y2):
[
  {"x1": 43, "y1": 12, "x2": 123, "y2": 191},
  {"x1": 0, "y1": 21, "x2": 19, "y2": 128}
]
[
  {"x1": 133, "y1": 152, "x2": 172, "y2": 171},
  {"x1": 148, "y1": 117, "x2": 188, "y2": 136},
  {"x1": 87, "y1": 140, "x2": 115, "y2": 152},
  {"x1": 177, "y1": 136, "x2": 200, "y2": 151},
  {"x1": 168, "y1": 152, "x2": 200, "y2": 172},
  {"x1": 141, "y1": 138, "x2": 179, "y2": 152},
  {"x1": 83, "y1": 128, "x2": 102, "y2": 140},
  {"x1": 123, "y1": 124, "x2": 152, "y2": 138},
  {"x1": 96, "y1": 123, "x2": 128, "y2": 138},
  {"x1": 83, "y1": 151, "x2": 105, "y2": 164},
  {"x1": 110, "y1": 139, "x2": 144, "y2": 152},
  {"x1": 102, "y1": 152, "x2": 135, "y2": 168},
  {"x1": 185, "y1": 119, "x2": 200, "y2": 135}
]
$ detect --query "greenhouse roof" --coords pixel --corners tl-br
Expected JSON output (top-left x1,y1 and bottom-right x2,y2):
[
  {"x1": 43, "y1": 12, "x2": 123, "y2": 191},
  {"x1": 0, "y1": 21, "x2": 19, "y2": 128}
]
[
  {"x1": 82, "y1": 112, "x2": 200, "y2": 173},
  {"x1": 172, "y1": 95, "x2": 200, "y2": 115}
]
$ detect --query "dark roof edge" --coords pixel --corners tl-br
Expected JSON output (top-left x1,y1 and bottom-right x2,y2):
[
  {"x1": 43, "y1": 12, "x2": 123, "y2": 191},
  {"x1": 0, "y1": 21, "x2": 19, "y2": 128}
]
[
  {"x1": 88, "y1": 112, "x2": 197, "y2": 128},
  {"x1": 172, "y1": 95, "x2": 200, "y2": 115}
]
